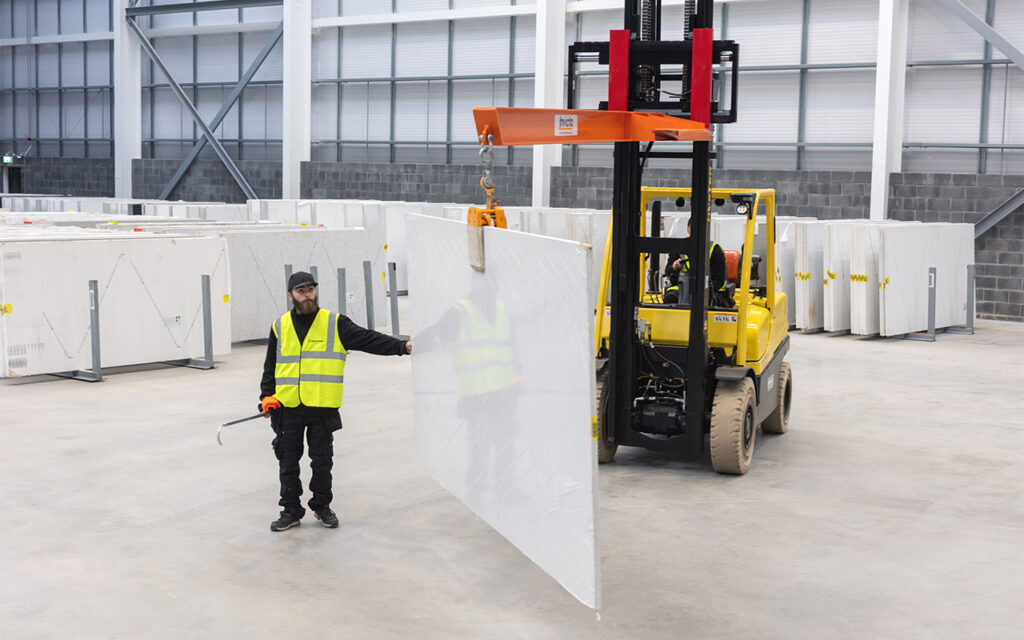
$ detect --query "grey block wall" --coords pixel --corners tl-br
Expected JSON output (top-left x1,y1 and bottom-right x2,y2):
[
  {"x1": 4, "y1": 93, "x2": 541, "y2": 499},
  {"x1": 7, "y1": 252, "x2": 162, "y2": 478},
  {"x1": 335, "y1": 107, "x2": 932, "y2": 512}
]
[
  {"x1": 888, "y1": 173, "x2": 1024, "y2": 322},
  {"x1": 132, "y1": 159, "x2": 282, "y2": 203},
  {"x1": 550, "y1": 167, "x2": 872, "y2": 219},
  {"x1": 300, "y1": 161, "x2": 532, "y2": 205},
  {"x1": 20, "y1": 157, "x2": 114, "y2": 196}
]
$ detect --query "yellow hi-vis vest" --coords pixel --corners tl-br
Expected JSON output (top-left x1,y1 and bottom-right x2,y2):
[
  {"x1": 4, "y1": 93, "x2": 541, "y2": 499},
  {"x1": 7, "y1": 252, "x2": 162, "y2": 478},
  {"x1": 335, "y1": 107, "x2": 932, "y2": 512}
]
[
  {"x1": 454, "y1": 299, "x2": 517, "y2": 398},
  {"x1": 668, "y1": 241, "x2": 727, "y2": 293},
  {"x1": 273, "y1": 309, "x2": 347, "y2": 408}
]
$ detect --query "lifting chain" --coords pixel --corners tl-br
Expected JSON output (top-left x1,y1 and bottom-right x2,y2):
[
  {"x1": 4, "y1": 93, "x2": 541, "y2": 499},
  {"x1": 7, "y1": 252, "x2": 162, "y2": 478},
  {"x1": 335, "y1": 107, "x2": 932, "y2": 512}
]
[{"x1": 478, "y1": 130, "x2": 497, "y2": 210}]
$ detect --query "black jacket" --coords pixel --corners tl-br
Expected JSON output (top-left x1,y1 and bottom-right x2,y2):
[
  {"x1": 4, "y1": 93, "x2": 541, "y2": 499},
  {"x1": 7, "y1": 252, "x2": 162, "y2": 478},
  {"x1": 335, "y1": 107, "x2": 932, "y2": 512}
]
[
  {"x1": 665, "y1": 237, "x2": 728, "y2": 293},
  {"x1": 260, "y1": 308, "x2": 408, "y2": 416}
]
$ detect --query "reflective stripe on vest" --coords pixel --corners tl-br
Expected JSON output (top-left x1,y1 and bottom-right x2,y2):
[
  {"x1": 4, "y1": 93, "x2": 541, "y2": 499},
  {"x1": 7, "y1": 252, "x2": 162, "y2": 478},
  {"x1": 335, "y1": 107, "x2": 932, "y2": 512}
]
[
  {"x1": 273, "y1": 309, "x2": 347, "y2": 408},
  {"x1": 454, "y1": 299, "x2": 517, "y2": 397},
  {"x1": 679, "y1": 242, "x2": 727, "y2": 292}
]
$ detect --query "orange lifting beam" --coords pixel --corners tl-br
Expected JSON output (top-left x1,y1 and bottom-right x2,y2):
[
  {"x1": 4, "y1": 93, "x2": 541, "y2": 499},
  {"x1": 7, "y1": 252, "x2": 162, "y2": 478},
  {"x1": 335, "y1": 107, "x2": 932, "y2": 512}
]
[{"x1": 472, "y1": 107, "x2": 712, "y2": 146}]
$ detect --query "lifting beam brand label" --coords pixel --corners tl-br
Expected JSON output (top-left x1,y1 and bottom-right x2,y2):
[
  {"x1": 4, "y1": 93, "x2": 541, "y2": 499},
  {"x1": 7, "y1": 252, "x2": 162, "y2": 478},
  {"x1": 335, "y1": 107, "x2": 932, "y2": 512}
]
[{"x1": 555, "y1": 115, "x2": 578, "y2": 136}]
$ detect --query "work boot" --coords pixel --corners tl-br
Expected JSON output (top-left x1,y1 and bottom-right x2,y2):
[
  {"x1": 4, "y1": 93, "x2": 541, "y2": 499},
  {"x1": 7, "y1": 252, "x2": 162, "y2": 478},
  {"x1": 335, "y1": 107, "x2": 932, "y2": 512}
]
[
  {"x1": 314, "y1": 507, "x2": 339, "y2": 528},
  {"x1": 270, "y1": 511, "x2": 301, "y2": 532}
]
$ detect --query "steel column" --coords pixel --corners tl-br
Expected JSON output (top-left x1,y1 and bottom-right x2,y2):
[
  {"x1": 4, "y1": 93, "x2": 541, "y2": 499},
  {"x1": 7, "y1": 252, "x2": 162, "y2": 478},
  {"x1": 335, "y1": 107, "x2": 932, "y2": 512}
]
[
  {"x1": 869, "y1": 0, "x2": 909, "y2": 220},
  {"x1": 795, "y1": 0, "x2": 810, "y2": 170},
  {"x1": 977, "y1": 0, "x2": 995, "y2": 174},
  {"x1": 282, "y1": 0, "x2": 310, "y2": 198}
]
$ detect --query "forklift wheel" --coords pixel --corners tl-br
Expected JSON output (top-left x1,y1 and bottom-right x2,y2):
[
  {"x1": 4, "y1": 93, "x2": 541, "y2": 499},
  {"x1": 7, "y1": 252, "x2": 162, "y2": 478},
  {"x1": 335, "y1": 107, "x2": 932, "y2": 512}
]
[
  {"x1": 761, "y1": 362, "x2": 792, "y2": 434},
  {"x1": 595, "y1": 367, "x2": 618, "y2": 463},
  {"x1": 710, "y1": 377, "x2": 756, "y2": 475}
]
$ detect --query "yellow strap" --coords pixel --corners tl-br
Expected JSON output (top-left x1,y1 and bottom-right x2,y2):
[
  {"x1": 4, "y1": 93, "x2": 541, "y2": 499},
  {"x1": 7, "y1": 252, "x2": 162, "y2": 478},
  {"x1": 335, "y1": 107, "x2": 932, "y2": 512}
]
[{"x1": 1, "y1": 303, "x2": 11, "y2": 315}]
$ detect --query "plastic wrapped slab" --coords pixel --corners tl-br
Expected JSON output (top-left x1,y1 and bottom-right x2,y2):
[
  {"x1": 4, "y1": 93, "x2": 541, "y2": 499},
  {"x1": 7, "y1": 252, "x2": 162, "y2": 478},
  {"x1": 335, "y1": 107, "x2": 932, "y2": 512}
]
[
  {"x1": 407, "y1": 215, "x2": 599, "y2": 610},
  {"x1": 823, "y1": 223, "x2": 855, "y2": 332},
  {"x1": 878, "y1": 223, "x2": 974, "y2": 336},
  {"x1": 0, "y1": 235, "x2": 231, "y2": 377},
  {"x1": 757, "y1": 217, "x2": 808, "y2": 327},
  {"x1": 793, "y1": 221, "x2": 827, "y2": 330}
]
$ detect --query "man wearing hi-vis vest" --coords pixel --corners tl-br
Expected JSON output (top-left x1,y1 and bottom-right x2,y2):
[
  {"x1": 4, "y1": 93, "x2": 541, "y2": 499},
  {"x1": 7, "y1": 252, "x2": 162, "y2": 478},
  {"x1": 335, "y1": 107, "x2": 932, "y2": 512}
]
[
  {"x1": 259, "y1": 271, "x2": 411, "y2": 532},
  {"x1": 663, "y1": 218, "x2": 731, "y2": 307}
]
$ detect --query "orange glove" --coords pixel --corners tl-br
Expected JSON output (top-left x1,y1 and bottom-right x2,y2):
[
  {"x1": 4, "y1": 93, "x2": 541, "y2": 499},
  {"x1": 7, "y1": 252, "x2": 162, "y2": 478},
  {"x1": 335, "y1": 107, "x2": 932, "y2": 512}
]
[{"x1": 261, "y1": 396, "x2": 283, "y2": 413}]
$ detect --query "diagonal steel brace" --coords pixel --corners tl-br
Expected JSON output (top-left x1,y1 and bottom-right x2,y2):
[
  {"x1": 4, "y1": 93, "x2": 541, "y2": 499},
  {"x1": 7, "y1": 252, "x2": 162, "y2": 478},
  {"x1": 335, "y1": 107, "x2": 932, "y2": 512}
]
[
  {"x1": 158, "y1": 22, "x2": 284, "y2": 200},
  {"x1": 126, "y1": 16, "x2": 258, "y2": 200}
]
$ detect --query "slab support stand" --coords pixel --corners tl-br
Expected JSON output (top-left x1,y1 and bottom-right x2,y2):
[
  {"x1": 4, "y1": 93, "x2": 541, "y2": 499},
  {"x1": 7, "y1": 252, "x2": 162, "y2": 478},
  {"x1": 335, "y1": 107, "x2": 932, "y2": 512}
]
[
  {"x1": 166, "y1": 274, "x2": 216, "y2": 369},
  {"x1": 53, "y1": 280, "x2": 103, "y2": 382},
  {"x1": 337, "y1": 267, "x2": 347, "y2": 315},
  {"x1": 947, "y1": 263, "x2": 975, "y2": 335},
  {"x1": 906, "y1": 266, "x2": 937, "y2": 342},
  {"x1": 388, "y1": 261, "x2": 400, "y2": 336},
  {"x1": 363, "y1": 260, "x2": 375, "y2": 330}
]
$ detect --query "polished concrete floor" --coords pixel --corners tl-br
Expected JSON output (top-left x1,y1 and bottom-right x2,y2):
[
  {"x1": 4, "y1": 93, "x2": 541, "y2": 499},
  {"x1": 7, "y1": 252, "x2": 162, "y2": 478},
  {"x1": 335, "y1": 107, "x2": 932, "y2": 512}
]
[{"x1": 3, "y1": 318, "x2": 1023, "y2": 639}]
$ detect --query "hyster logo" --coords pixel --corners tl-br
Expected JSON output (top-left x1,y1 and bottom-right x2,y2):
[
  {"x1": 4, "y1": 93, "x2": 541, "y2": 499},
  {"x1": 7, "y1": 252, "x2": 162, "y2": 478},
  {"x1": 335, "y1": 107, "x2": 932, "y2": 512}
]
[{"x1": 555, "y1": 115, "x2": 578, "y2": 136}]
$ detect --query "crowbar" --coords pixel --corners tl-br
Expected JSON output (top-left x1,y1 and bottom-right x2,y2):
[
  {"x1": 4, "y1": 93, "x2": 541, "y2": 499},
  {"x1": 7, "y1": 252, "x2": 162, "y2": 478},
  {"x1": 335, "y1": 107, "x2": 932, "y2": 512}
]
[{"x1": 217, "y1": 412, "x2": 267, "y2": 446}]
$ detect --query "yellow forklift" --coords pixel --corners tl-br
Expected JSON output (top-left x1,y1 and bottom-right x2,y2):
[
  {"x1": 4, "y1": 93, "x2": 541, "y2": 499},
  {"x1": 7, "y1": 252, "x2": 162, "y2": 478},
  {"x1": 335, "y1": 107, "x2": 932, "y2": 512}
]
[
  {"x1": 471, "y1": 0, "x2": 792, "y2": 474},
  {"x1": 594, "y1": 187, "x2": 792, "y2": 474}
]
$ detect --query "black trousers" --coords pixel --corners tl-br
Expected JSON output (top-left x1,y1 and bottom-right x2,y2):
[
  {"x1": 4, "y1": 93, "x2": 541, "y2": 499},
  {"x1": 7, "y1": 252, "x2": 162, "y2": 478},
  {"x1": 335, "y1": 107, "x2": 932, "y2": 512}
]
[{"x1": 271, "y1": 409, "x2": 341, "y2": 517}]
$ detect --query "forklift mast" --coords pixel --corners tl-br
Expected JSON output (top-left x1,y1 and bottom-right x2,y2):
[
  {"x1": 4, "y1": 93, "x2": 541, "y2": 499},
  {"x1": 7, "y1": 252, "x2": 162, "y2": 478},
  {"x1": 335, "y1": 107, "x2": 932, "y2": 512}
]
[
  {"x1": 591, "y1": 0, "x2": 738, "y2": 454},
  {"x1": 471, "y1": 0, "x2": 739, "y2": 455}
]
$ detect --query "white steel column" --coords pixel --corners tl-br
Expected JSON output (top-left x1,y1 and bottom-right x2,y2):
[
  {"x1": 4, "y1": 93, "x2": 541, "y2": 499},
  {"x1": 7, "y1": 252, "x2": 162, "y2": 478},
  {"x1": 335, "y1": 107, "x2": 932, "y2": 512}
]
[
  {"x1": 869, "y1": 0, "x2": 909, "y2": 221},
  {"x1": 532, "y1": 0, "x2": 567, "y2": 207},
  {"x1": 113, "y1": 0, "x2": 142, "y2": 198},
  {"x1": 282, "y1": 0, "x2": 312, "y2": 200}
]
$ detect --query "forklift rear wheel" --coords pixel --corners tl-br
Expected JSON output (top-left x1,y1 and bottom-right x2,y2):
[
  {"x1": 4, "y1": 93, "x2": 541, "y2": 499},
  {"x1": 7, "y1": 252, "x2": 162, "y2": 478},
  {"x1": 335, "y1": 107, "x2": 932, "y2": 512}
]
[
  {"x1": 761, "y1": 362, "x2": 792, "y2": 434},
  {"x1": 595, "y1": 367, "x2": 618, "y2": 463},
  {"x1": 710, "y1": 377, "x2": 756, "y2": 475}
]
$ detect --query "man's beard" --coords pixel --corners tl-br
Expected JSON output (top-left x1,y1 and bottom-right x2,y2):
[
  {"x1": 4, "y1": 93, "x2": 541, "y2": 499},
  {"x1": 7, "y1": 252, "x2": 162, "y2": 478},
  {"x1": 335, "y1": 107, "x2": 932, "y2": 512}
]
[{"x1": 294, "y1": 295, "x2": 319, "y2": 315}]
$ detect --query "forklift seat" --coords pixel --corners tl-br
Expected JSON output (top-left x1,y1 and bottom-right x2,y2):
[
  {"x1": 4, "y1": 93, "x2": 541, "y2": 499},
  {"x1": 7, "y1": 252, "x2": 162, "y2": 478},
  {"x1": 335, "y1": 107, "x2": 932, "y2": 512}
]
[{"x1": 722, "y1": 249, "x2": 761, "y2": 285}]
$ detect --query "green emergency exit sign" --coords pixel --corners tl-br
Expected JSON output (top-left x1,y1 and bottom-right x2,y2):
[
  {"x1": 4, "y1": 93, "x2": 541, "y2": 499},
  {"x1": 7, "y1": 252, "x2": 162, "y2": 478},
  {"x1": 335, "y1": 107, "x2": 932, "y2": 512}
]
[{"x1": 1, "y1": 155, "x2": 13, "y2": 165}]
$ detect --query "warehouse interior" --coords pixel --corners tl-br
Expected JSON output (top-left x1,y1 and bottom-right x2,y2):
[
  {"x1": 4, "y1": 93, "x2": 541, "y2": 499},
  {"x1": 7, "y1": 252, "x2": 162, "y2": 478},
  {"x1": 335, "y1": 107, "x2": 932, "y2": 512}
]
[{"x1": 2, "y1": 0, "x2": 1023, "y2": 637}]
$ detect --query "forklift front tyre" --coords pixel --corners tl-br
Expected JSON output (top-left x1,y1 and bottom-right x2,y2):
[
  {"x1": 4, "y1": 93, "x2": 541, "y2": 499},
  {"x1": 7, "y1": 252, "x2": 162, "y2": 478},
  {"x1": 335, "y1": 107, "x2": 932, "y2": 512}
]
[
  {"x1": 710, "y1": 377, "x2": 756, "y2": 475},
  {"x1": 596, "y1": 367, "x2": 618, "y2": 463},
  {"x1": 761, "y1": 362, "x2": 792, "y2": 434}
]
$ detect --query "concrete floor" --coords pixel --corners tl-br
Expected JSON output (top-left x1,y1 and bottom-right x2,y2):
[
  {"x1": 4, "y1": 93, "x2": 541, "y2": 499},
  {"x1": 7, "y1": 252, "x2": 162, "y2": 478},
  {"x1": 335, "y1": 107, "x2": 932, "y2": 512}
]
[{"x1": 3, "y1": 318, "x2": 1023, "y2": 639}]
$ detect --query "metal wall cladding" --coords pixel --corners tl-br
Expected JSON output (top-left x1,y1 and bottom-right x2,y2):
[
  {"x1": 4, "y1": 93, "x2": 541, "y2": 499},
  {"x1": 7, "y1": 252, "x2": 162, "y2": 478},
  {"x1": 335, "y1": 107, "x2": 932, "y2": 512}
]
[
  {"x1": 879, "y1": 223, "x2": 974, "y2": 336},
  {"x1": 0, "y1": 234, "x2": 231, "y2": 377},
  {"x1": 407, "y1": 215, "x2": 599, "y2": 610}
]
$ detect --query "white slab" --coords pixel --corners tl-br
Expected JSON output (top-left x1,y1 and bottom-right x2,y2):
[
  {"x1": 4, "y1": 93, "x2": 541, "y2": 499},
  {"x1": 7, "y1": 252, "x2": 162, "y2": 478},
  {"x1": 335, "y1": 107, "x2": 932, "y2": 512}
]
[
  {"x1": 383, "y1": 202, "x2": 421, "y2": 293},
  {"x1": 1, "y1": 235, "x2": 231, "y2": 377},
  {"x1": 123, "y1": 225, "x2": 383, "y2": 341},
  {"x1": 878, "y1": 223, "x2": 974, "y2": 336},
  {"x1": 407, "y1": 215, "x2": 598, "y2": 610}
]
